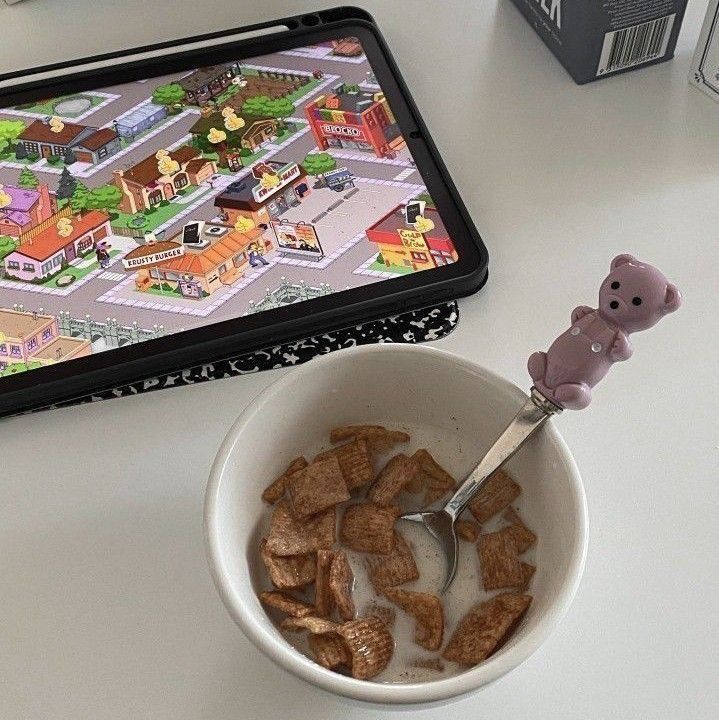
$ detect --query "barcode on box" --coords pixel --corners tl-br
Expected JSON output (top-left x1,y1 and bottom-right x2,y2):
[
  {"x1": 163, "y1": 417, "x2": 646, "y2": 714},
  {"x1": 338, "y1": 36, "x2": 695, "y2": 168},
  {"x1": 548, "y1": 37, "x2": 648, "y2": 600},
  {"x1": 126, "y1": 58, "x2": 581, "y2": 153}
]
[{"x1": 597, "y1": 14, "x2": 676, "y2": 76}]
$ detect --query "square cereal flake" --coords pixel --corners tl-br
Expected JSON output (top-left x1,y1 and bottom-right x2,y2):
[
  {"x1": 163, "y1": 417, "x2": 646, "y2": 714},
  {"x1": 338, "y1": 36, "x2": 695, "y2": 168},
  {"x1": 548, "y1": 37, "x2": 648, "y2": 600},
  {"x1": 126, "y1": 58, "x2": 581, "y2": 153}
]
[
  {"x1": 315, "y1": 438, "x2": 374, "y2": 490},
  {"x1": 368, "y1": 454, "x2": 419, "y2": 506},
  {"x1": 468, "y1": 470, "x2": 521, "y2": 522},
  {"x1": 266, "y1": 499, "x2": 335, "y2": 556},
  {"x1": 262, "y1": 456, "x2": 308, "y2": 504},
  {"x1": 339, "y1": 502, "x2": 400, "y2": 555},
  {"x1": 502, "y1": 507, "x2": 537, "y2": 553},
  {"x1": 442, "y1": 593, "x2": 532, "y2": 665},
  {"x1": 366, "y1": 530, "x2": 419, "y2": 593},
  {"x1": 286, "y1": 455, "x2": 349, "y2": 520},
  {"x1": 478, "y1": 530, "x2": 523, "y2": 590},
  {"x1": 260, "y1": 539, "x2": 316, "y2": 589}
]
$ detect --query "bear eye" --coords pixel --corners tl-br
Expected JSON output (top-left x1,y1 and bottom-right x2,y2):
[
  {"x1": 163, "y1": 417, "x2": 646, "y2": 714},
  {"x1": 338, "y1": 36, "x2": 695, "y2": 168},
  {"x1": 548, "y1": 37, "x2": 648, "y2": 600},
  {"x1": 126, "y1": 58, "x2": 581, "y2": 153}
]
[
  {"x1": 611, "y1": 281, "x2": 620, "y2": 290},
  {"x1": 632, "y1": 297, "x2": 642, "y2": 306}
]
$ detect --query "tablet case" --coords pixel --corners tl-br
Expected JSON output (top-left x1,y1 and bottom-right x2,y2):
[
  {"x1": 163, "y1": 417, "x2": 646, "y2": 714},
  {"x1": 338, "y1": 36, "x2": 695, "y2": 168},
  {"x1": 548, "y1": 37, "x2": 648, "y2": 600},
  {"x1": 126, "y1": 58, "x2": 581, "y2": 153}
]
[
  {"x1": 0, "y1": 7, "x2": 488, "y2": 418},
  {"x1": 22, "y1": 300, "x2": 458, "y2": 415}
]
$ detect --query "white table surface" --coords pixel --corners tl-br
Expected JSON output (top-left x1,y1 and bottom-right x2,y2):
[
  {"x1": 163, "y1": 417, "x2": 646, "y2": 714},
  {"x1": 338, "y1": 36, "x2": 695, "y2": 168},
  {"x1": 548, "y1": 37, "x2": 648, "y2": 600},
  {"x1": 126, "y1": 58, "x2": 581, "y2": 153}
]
[{"x1": 1, "y1": 1, "x2": 717, "y2": 718}]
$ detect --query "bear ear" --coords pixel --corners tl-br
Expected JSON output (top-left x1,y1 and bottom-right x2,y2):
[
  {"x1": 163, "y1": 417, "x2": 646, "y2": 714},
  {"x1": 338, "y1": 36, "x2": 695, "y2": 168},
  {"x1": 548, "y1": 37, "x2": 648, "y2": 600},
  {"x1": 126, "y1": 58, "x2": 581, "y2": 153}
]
[
  {"x1": 662, "y1": 283, "x2": 681, "y2": 314},
  {"x1": 610, "y1": 253, "x2": 636, "y2": 270}
]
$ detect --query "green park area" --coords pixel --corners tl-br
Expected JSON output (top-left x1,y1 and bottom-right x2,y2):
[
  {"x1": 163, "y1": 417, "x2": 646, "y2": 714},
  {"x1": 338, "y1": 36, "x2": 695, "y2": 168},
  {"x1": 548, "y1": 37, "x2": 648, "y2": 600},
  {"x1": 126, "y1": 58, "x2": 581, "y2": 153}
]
[
  {"x1": 10, "y1": 93, "x2": 105, "y2": 118},
  {"x1": 0, "y1": 361, "x2": 42, "y2": 377},
  {"x1": 274, "y1": 120, "x2": 306, "y2": 143},
  {"x1": 367, "y1": 256, "x2": 414, "y2": 275},
  {"x1": 110, "y1": 186, "x2": 212, "y2": 234},
  {"x1": 283, "y1": 79, "x2": 321, "y2": 103}
]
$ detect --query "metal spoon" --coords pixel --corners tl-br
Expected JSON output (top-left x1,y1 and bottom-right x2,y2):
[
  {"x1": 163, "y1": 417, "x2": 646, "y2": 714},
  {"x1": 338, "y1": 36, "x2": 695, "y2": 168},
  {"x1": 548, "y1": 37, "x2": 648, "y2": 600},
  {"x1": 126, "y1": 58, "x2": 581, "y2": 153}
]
[{"x1": 400, "y1": 254, "x2": 682, "y2": 593}]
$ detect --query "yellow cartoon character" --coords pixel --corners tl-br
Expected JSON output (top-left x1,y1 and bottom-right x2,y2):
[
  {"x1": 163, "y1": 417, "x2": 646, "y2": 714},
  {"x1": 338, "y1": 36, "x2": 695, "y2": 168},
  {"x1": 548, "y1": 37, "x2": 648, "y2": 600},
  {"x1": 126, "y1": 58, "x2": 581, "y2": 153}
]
[
  {"x1": 0, "y1": 185, "x2": 12, "y2": 209},
  {"x1": 233, "y1": 216, "x2": 256, "y2": 233},
  {"x1": 259, "y1": 172, "x2": 280, "y2": 190},
  {"x1": 207, "y1": 127, "x2": 227, "y2": 145},
  {"x1": 413, "y1": 215, "x2": 435, "y2": 234}
]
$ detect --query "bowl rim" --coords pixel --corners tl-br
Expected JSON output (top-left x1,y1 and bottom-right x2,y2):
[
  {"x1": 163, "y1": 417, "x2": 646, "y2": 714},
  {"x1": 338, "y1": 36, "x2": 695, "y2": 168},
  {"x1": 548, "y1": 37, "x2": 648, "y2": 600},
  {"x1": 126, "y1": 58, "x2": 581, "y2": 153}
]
[{"x1": 204, "y1": 344, "x2": 589, "y2": 705}]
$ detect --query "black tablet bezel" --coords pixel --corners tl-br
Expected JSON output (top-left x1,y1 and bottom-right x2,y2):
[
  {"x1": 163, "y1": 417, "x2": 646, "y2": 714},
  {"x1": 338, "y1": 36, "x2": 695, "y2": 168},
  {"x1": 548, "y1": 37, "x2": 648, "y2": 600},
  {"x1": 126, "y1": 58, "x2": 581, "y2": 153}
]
[{"x1": 0, "y1": 7, "x2": 488, "y2": 417}]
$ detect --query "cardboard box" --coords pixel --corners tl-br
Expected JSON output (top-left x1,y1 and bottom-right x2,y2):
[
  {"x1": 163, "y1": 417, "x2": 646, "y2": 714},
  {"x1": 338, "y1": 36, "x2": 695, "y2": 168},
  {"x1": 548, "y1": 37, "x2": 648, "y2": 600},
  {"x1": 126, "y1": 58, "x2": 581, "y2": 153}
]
[
  {"x1": 507, "y1": 0, "x2": 688, "y2": 84},
  {"x1": 690, "y1": 0, "x2": 719, "y2": 102}
]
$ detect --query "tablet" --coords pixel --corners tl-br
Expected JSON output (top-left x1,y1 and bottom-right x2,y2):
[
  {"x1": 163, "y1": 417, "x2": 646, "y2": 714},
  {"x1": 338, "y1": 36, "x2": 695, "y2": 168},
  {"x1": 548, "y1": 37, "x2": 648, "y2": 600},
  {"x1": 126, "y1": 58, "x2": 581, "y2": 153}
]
[{"x1": 0, "y1": 7, "x2": 488, "y2": 416}]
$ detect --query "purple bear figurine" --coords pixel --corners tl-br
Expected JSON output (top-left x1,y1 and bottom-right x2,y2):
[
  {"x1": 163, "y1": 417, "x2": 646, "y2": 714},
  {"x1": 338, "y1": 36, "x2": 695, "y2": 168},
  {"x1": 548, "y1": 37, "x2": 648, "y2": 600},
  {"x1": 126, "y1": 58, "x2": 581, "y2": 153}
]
[{"x1": 528, "y1": 254, "x2": 682, "y2": 409}]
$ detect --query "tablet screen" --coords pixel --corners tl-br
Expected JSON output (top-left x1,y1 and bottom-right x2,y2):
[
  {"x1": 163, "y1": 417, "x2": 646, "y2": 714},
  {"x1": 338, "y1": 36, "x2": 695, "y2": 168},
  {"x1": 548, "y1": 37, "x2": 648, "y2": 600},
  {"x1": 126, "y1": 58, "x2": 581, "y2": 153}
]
[{"x1": 0, "y1": 36, "x2": 459, "y2": 378}]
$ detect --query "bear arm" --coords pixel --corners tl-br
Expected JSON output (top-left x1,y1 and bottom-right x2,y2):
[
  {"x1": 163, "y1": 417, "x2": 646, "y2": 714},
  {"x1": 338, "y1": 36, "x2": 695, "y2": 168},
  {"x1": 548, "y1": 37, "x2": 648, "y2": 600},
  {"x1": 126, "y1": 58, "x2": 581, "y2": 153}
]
[
  {"x1": 571, "y1": 305, "x2": 595, "y2": 323},
  {"x1": 610, "y1": 332, "x2": 633, "y2": 362}
]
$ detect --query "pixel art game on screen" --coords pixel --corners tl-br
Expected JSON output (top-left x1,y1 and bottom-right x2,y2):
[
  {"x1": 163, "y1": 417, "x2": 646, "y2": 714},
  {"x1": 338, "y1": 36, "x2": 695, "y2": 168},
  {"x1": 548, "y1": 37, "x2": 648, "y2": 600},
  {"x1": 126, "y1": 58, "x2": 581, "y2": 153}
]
[{"x1": 0, "y1": 37, "x2": 458, "y2": 378}]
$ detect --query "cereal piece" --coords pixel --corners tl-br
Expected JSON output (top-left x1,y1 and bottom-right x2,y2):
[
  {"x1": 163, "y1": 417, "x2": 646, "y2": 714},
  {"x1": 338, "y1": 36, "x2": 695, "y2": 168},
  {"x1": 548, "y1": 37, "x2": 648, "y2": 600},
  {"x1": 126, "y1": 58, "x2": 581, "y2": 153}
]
[
  {"x1": 367, "y1": 454, "x2": 419, "y2": 506},
  {"x1": 403, "y1": 470, "x2": 425, "y2": 495},
  {"x1": 309, "y1": 632, "x2": 352, "y2": 670},
  {"x1": 266, "y1": 500, "x2": 335, "y2": 556},
  {"x1": 478, "y1": 530, "x2": 523, "y2": 590},
  {"x1": 260, "y1": 539, "x2": 316, "y2": 590},
  {"x1": 411, "y1": 449, "x2": 456, "y2": 506},
  {"x1": 442, "y1": 593, "x2": 532, "y2": 666},
  {"x1": 286, "y1": 455, "x2": 349, "y2": 520},
  {"x1": 259, "y1": 591, "x2": 314, "y2": 618},
  {"x1": 330, "y1": 424, "x2": 385, "y2": 443},
  {"x1": 314, "y1": 549, "x2": 335, "y2": 618},
  {"x1": 362, "y1": 602, "x2": 396, "y2": 629},
  {"x1": 330, "y1": 425, "x2": 410, "y2": 454},
  {"x1": 336, "y1": 617, "x2": 394, "y2": 680},
  {"x1": 339, "y1": 502, "x2": 400, "y2": 555},
  {"x1": 518, "y1": 562, "x2": 536, "y2": 591},
  {"x1": 456, "y1": 519, "x2": 480, "y2": 543},
  {"x1": 384, "y1": 588, "x2": 444, "y2": 651},
  {"x1": 468, "y1": 470, "x2": 521, "y2": 523},
  {"x1": 315, "y1": 438, "x2": 374, "y2": 490},
  {"x1": 367, "y1": 531, "x2": 419, "y2": 593},
  {"x1": 329, "y1": 551, "x2": 356, "y2": 621},
  {"x1": 502, "y1": 507, "x2": 537, "y2": 553},
  {"x1": 262, "y1": 456, "x2": 308, "y2": 504},
  {"x1": 410, "y1": 657, "x2": 445, "y2": 672},
  {"x1": 281, "y1": 616, "x2": 339, "y2": 634},
  {"x1": 365, "y1": 429, "x2": 411, "y2": 454}
]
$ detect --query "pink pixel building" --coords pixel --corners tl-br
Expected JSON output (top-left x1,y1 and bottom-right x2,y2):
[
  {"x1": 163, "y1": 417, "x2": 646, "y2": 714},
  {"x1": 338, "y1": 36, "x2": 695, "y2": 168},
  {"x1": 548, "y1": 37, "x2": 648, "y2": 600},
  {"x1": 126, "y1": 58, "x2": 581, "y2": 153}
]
[{"x1": 0, "y1": 184, "x2": 56, "y2": 238}]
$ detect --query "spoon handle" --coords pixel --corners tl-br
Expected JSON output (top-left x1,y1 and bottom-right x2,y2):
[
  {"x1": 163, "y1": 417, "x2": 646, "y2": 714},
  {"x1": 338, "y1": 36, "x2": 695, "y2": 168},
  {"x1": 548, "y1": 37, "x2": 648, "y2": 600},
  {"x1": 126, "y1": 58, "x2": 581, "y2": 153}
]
[{"x1": 443, "y1": 389, "x2": 562, "y2": 520}]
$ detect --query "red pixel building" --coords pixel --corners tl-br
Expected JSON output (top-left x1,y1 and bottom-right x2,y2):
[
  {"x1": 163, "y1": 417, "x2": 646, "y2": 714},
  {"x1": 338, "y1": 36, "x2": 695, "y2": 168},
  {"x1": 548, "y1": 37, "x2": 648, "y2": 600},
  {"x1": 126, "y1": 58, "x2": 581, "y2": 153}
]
[{"x1": 304, "y1": 83, "x2": 406, "y2": 159}]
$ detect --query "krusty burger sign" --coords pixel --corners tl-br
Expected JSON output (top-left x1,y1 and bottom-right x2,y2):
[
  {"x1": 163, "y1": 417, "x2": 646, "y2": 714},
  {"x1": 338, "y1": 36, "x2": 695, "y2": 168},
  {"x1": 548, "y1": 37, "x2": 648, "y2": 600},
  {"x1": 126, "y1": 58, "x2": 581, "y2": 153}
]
[{"x1": 122, "y1": 241, "x2": 185, "y2": 270}]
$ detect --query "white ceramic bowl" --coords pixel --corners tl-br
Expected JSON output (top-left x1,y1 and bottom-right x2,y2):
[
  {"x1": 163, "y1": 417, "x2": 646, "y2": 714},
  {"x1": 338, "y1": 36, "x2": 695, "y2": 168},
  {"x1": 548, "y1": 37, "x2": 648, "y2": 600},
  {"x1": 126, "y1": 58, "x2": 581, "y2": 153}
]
[{"x1": 204, "y1": 345, "x2": 588, "y2": 705}]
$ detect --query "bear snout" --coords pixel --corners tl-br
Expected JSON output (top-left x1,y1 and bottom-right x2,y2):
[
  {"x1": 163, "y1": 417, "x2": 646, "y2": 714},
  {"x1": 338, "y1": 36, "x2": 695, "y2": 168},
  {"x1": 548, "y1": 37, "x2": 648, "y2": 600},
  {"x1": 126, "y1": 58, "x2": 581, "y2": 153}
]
[{"x1": 609, "y1": 300, "x2": 619, "y2": 310}]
